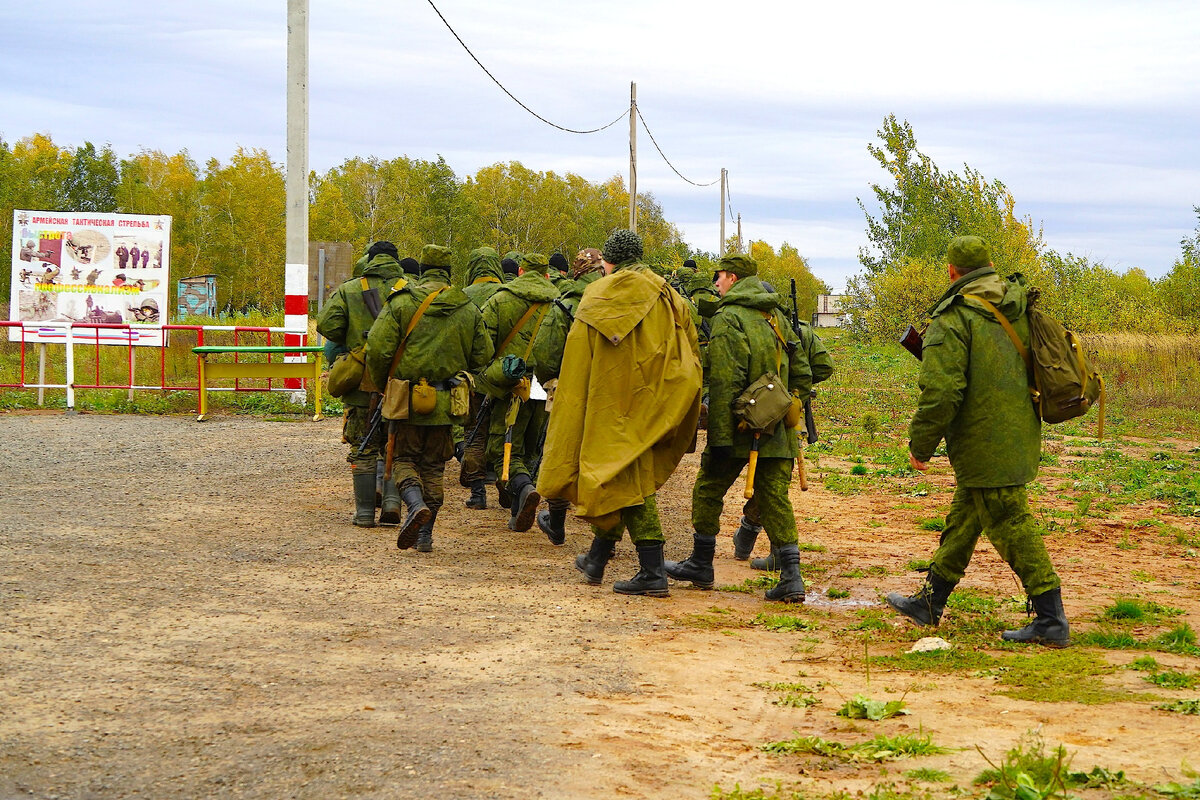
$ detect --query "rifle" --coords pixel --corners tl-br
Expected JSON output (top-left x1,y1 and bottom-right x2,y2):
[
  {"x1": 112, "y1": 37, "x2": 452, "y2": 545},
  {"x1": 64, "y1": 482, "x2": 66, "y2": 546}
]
[
  {"x1": 356, "y1": 393, "x2": 383, "y2": 456},
  {"x1": 789, "y1": 278, "x2": 801, "y2": 335},
  {"x1": 803, "y1": 390, "x2": 818, "y2": 445},
  {"x1": 462, "y1": 394, "x2": 495, "y2": 450}
]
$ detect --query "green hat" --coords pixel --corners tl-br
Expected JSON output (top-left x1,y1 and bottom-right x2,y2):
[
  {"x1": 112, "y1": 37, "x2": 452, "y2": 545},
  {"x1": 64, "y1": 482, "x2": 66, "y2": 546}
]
[
  {"x1": 602, "y1": 229, "x2": 643, "y2": 265},
  {"x1": 419, "y1": 244, "x2": 454, "y2": 269},
  {"x1": 946, "y1": 236, "x2": 991, "y2": 272},
  {"x1": 717, "y1": 253, "x2": 757, "y2": 278},
  {"x1": 520, "y1": 252, "x2": 550, "y2": 275}
]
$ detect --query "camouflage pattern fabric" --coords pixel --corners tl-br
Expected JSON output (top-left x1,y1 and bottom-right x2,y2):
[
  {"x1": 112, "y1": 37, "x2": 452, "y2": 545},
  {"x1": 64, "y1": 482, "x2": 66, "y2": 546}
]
[
  {"x1": 388, "y1": 422, "x2": 455, "y2": 514},
  {"x1": 458, "y1": 391, "x2": 491, "y2": 486},
  {"x1": 590, "y1": 494, "x2": 665, "y2": 545},
  {"x1": 929, "y1": 485, "x2": 1060, "y2": 596},
  {"x1": 343, "y1": 405, "x2": 384, "y2": 468},
  {"x1": 486, "y1": 397, "x2": 547, "y2": 483},
  {"x1": 691, "y1": 454, "x2": 798, "y2": 546}
]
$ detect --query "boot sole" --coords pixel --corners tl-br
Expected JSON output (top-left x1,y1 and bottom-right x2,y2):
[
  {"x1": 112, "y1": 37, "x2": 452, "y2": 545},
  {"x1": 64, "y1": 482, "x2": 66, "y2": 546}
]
[
  {"x1": 613, "y1": 587, "x2": 670, "y2": 597},
  {"x1": 511, "y1": 489, "x2": 541, "y2": 533},
  {"x1": 767, "y1": 592, "x2": 806, "y2": 603},
  {"x1": 396, "y1": 508, "x2": 431, "y2": 550},
  {"x1": 664, "y1": 567, "x2": 714, "y2": 590},
  {"x1": 353, "y1": 519, "x2": 377, "y2": 528},
  {"x1": 464, "y1": 500, "x2": 487, "y2": 509},
  {"x1": 415, "y1": 541, "x2": 433, "y2": 553}
]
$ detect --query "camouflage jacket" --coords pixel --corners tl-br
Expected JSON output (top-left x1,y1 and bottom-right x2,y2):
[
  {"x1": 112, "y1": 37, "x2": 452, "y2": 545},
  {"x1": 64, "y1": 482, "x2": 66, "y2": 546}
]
[
  {"x1": 462, "y1": 247, "x2": 504, "y2": 309},
  {"x1": 909, "y1": 268, "x2": 1041, "y2": 487},
  {"x1": 476, "y1": 271, "x2": 561, "y2": 398}
]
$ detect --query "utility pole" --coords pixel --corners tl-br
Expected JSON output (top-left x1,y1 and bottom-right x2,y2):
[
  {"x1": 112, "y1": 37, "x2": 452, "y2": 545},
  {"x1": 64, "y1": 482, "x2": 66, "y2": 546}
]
[
  {"x1": 283, "y1": 0, "x2": 309, "y2": 399},
  {"x1": 719, "y1": 168, "x2": 726, "y2": 256},
  {"x1": 628, "y1": 81, "x2": 637, "y2": 232},
  {"x1": 737, "y1": 213, "x2": 742, "y2": 254}
]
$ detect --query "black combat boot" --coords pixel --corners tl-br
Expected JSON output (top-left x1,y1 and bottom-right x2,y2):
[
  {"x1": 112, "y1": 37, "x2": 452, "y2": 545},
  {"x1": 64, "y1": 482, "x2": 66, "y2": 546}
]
[
  {"x1": 415, "y1": 508, "x2": 438, "y2": 553},
  {"x1": 575, "y1": 536, "x2": 617, "y2": 584},
  {"x1": 885, "y1": 572, "x2": 956, "y2": 626},
  {"x1": 1001, "y1": 588, "x2": 1071, "y2": 647},
  {"x1": 352, "y1": 467, "x2": 377, "y2": 528},
  {"x1": 464, "y1": 479, "x2": 487, "y2": 509},
  {"x1": 732, "y1": 516, "x2": 761, "y2": 560},
  {"x1": 750, "y1": 545, "x2": 780, "y2": 572},
  {"x1": 764, "y1": 544, "x2": 805, "y2": 603},
  {"x1": 378, "y1": 477, "x2": 403, "y2": 525},
  {"x1": 537, "y1": 502, "x2": 568, "y2": 546},
  {"x1": 507, "y1": 473, "x2": 540, "y2": 533},
  {"x1": 614, "y1": 542, "x2": 670, "y2": 597},
  {"x1": 396, "y1": 485, "x2": 430, "y2": 550},
  {"x1": 664, "y1": 534, "x2": 716, "y2": 590},
  {"x1": 496, "y1": 480, "x2": 513, "y2": 510}
]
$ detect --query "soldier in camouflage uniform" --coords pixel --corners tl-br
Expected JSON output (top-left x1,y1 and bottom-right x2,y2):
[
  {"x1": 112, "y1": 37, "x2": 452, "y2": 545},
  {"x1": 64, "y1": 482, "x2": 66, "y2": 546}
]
[
  {"x1": 315, "y1": 241, "x2": 404, "y2": 527},
  {"x1": 547, "y1": 253, "x2": 573, "y2": 292},
  {"x1": 740, "y1": 314, "x2": 834, "y2": 569},
  {"x1": 501, "y1": 252, "x2": 521, "y2": 283},
  {"x1": 886, "y1": 236, "x2": 1069, "y2": 647},
  {"x1": 531, "y1": 247, "x2": 604, "y2": 545},
  {"x1": 477, "y1": 253, "x2": 560, "y2": 531},
  {"x1": 457, "y1": 246, "x2": 507, "y2": 508},
  {"x1": 364, "y1": 245, "x2": 493, "y2": 551},
  {"x1": 666, "y1": 254, "x2": 812, "y2": 602}
]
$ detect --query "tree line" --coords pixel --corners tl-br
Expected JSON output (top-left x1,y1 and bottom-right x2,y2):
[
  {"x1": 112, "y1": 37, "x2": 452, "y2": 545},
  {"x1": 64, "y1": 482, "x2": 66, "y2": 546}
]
[
  {"x1": 846, "y1": 115, "x2": 1200, "y2": 340},
  {"x1": 0, "y1": 134, "x2": 826, "y2": 317}
]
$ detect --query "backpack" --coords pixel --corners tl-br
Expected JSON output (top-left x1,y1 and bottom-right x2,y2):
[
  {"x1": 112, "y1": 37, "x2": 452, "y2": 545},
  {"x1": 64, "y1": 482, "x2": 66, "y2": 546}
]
[{"x1": 964, "y1": 290, "x2": 1105, "y2": 437}]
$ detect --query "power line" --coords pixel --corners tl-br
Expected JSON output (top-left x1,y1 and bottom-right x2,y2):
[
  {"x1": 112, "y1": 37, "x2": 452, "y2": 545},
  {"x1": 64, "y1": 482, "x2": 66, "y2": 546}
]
[
  {"x1": 635, "y1": 106, "x2": 721, "y2": 188},
  {"x1": 425, "y1": 0, "x2": 628, "y2": 135}
]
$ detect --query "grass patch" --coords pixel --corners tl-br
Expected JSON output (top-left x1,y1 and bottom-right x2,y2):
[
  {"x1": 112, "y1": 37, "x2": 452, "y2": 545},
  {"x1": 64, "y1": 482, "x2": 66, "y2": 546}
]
[
  {"x1": 752, "y1": 680, "x2": 822, "y2": 707},
  {"x1": 676, "y1": 607, "x2": 749, "y2": 631},
  {"x1": 835, "y1": 694, "x2": 908, "y2": 720},
  {"x1": 874, "y1": 648, "x2": 997, "y2": 674},
  {"x1": 1154, "y1": 699, "x2": 1200, "y2": 715},
  {"x1": 944, "y1": 588, "x2": 1000, "y2": 615},
  {"x1": 1101, "y1": 597, "x2": 1185, "y2": 624},
  {"x1": 797, "y1": 541, "x2": 827, "y2": 552},
  {"x1": 1145, "y1": 670, "x2": 1199, "y2": 689},
  {"x1": 975, "y1": 730, "x2": 1131, "y2": 799},
  {"x1": 753, "y1": 613, "x2": 818, "y2": 632},
  {"x1": 996, "y1": 649, "x2": 1133, "y2": 704},
  {"x1": 826, "y1": 587, "x2": 851, "y2": 599},
  {"x1": 917, "y1": 517, "x2": 946, "y2": 532},
  {"x1": 710, "y1": 783, "x2": 803, "y2": 800},
  {"x1": 1127, "y1": 655, "x2": 1159, "y2": 671},
  {"x1": 763, "y1": 730, "x2": 950, "y2": 762},
  {"x1": 904, "y1": 768, "x2": 952, "y2": 783},
  {"x1": 905, "y1": 558, "x2": 931, "y2": 571},
  {"x1": 717, "y1": 574, "x2": 778, "y2": 594},
  {"x1": 848, "y1": 610, "x2": 895, "y2": 633}
]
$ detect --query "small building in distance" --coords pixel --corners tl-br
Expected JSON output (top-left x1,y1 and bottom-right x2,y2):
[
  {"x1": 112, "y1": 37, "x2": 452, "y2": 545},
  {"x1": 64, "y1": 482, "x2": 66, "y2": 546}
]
[{"x1": 812, "y1": 294, "x2": 848, "y2": 327}]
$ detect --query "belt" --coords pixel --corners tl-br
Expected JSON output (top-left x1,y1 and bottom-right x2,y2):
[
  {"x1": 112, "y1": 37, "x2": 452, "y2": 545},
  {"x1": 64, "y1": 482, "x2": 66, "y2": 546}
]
[{"x1": 427, "y1": 377, "x2": 463, "y2": 391}]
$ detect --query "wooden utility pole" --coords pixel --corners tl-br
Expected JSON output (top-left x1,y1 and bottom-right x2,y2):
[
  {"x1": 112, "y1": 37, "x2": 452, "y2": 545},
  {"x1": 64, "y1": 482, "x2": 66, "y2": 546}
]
[
  {"x1": 628, "y1": 82, "x2": 637, "y2": 232},
  {"x1": 719, "y1": 168, "x2": 727, "y2": 256}
]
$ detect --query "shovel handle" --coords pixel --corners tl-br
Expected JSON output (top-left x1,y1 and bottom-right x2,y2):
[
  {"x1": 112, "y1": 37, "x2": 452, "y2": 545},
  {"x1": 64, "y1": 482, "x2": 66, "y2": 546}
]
[{"x1": 744, "y1": 433, "x2": 760, "y2": 500}]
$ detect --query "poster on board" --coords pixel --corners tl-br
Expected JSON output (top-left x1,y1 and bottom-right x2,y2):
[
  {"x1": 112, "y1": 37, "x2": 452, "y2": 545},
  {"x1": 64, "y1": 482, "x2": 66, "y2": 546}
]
[{"x1": 9, "y1": 210, "x2": 172, "y2": 347}]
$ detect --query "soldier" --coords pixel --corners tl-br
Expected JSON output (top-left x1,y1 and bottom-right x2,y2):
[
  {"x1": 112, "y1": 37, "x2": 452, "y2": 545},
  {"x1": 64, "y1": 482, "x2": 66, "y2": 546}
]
[
  {"x1": 130, "y1": 298, "x2": 160, "y2": 323},
  {"x1": 547, "y1": 252, "x2": 573, "y2": 292},
  {"x1": 362, "y1": 245, "x2": 493, "y2": 551},
  {"x1": 538, "y1": 230, "x2": 702, "y2": 597},
  {"x1": 885, "y1": 236, "x2": 1069, "y2": 647},
  {"x1": 399, "y1": 257, "x2": 421, "y2": 278},
  {"x1": 477, "y1": 253, "x2": 560, "y2": 531},
  {"x1": 532, "y1": 247, "x2": 604, "y2": 545},
  {"x1": 666, "y1": 254, "x2": 811, "y2": 602},
  {"x1": 315, "y1": 240, "x2": 404, "y2": 527},
  {"x1": 458, "y1": 246, "x2": 505, "y2": 508},
  {"x1": 739, "y1": 310, "x2": 834, "y2": 569},
  {"x1": 501, "y1": 252, "x2": 521, "y2": 283},
  {"x1": 115, "y1": 244, "x2": 129, "y2": 269},
  {"x1": 130, "y1": 245, "x2": 141, "y2": 270}
]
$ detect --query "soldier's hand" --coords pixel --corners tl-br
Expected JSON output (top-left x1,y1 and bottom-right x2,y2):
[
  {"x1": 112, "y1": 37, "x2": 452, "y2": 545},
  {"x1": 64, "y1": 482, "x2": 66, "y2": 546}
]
[
  {"x1": 454, "y1": 441, "x2": 466, "y2": 462},
  {"x1": 909, "y1": 452, "x2": 928, "y2": 472}
]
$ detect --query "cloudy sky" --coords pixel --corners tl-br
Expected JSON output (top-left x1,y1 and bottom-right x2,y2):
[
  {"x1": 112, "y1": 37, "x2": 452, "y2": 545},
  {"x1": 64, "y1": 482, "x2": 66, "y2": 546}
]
[{"x1": 4, "y1": 0, "x2": 1199, "y2": 290}]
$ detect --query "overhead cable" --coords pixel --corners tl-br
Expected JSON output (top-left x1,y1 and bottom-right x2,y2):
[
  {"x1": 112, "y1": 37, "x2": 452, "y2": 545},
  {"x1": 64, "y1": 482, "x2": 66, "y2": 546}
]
[
  {"x1": 634, "y1": 106, "x2": 721, "y2": 188},
  {"x1": 425, "y1": 0, "x2": 628, "y2": 135}
]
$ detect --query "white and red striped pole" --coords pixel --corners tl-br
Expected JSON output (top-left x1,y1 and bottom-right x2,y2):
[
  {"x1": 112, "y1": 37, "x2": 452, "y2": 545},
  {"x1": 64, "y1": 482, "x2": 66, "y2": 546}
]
[
  {"x1": 283, "y1": 263, "x2": 308, "y2": 392},
  {"x1": 284, "y1": 0, "x2": 309, "y2": 399}
]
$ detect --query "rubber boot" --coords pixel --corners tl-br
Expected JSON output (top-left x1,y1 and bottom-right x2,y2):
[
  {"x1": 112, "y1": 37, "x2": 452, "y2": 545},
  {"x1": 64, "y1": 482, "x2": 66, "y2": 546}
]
[
  {"x1": 464, "y1": 479, "x2": 487, "y2": 510},
  {"x1": 1001, "y1": 588, "x2": 1070, "y2": 647},
  {"x1": 764, "y1": 544, "x2": 805, "y2": 603},
  {"x1": 732, "y1": 516, "x2": 760, "y2": 561},
  {"x1": 537, "y1": 503, "x2": 567, "y2": 546},
  {"x1": 378, "y1": 477, "x2": 403, "y2": 526},
  {"x1": 575, "y1": 536, "x2": 616, "y2": 585},
  {"x1": 496, "y1": 480, "x2": 513, "y2": 511},
  {"x1": 415, "y1": 508, "x2": 438, "y2": 553},
  {"x1": 750, "y1": 545, "x2": 780, "y2": 572},
  {"x1": 352, "y1": 467, "x2": 377, "y2": 528},
  {"x1": 614, "y1": 542, "x2": 670, "y2": 597},
  {"x1": 396, "y1": 485, "x2": 430, "y2": 550},
  {"x1": 507, "y1": 474, "x2": 540, "y2": 533},
  {"x1": 664, "y1": 534, "x2": 716, "y2": 590},
  {"x1": 885, "y1": 572, "x2": 956, "y2": 627}
]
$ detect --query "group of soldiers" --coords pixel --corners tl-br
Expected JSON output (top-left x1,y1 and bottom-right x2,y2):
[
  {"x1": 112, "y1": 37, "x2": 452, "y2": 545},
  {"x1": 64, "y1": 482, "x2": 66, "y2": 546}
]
[{"x1": 317, "y1": 231, "x2": 1070, "y2": 647}]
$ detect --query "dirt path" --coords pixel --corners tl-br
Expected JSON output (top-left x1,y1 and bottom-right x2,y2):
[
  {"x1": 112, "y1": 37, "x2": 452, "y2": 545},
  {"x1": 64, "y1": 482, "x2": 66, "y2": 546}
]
[{"x1": 1, "y1": 413, "x2": 1198, "y2": 799}]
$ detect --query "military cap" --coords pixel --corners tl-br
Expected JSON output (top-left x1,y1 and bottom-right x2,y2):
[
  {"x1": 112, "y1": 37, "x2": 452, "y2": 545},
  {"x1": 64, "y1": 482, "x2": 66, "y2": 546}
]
[
  {"x1": 574, "y1": 248, "x2": 602, "y2": 270},
  {"x1": 367, "y1": 240, "x2": 399, "y2": 260},
  {"x1": 602, "y1": 229, "x2": 643, "y2": 266},
  {"x1": 521, "y1": 252, "x2": 550, "y2": 275},
  {"x1": 716, "y1": 253, "x2": 757, "y2": 278},
  {"x1": 946, "y1": 235, "x2": 991, "y2": 272},
  {"x1": 419, "y1": 244, "x2": 453, "y2": 269},
  {"x1": 399, "y1": 257, "x2": 421, "y2": 276},
  {"x1": 548, "y1": 252, "x2": 569, "y2": 273},
  {"x1": 503, "y1": 250, "x2": 522, "y2": 264},
  {"x1": 683, "y1": 258, "x2": 697, "y2": 269},
  {"x1": 501, "y1": 258, "x2": 519, "y2": 276}
]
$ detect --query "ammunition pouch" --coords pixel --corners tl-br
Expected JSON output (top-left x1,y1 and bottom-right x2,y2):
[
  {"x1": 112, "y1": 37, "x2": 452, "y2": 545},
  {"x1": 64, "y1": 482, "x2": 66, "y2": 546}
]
[
  {"x1": 327, "y1": 345, "x2": 366, "y2": 398},
  {"x1": 732, "y1": 372, "x2": 793, "y2": 435},
  {"x1": 381, "y1": 378, "x2": 410, "y2": 420}
]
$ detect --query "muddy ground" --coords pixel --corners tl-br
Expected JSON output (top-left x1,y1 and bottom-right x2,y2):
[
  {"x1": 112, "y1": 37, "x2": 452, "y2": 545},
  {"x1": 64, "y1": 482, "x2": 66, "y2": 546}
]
[{"x1": 1, "y1": 412, "x2": 1198, "y2": 799}]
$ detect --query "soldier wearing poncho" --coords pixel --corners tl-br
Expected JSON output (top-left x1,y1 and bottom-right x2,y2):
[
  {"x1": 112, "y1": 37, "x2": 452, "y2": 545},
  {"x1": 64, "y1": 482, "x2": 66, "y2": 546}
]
[
  {"x1": 364, "y1": 245, "x2": 492, "y2": 552},
  {"x1": 537, "y1": 230, "x2": 702, "y2": 597},
  {"x1": 666, "y1": 254, "x2": 812, "y2": 603},
  {"x1": 885, "y1": 236, "x2": 1069, "y2": 647}
]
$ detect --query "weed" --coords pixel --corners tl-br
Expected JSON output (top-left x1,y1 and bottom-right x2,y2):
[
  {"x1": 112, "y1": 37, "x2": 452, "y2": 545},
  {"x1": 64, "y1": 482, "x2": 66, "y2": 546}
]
[
  {"x1": 762, "y1": 730, "x2": 949, "y2": 762},
  {"x1": 835, "y1": 694, "x2": 908, "y2": 720},
  {"x1": 1102, "y1": 597, "x2": 1184, "y2": 623},
  {"x1": 1116, "y1": 534, "x2": 1138, "y2": 550},
  {"x1": 797, "y1": 542, "x2": 827, "y2": 552},
  {"x1": 1131, "y1": 570, "x2": 1155, "y2": 582},
  {"x1": 754, "y1": 613, "x2": 818, "y2": 632},
  {"x1": 1154, "y1": 699, "x2": 1200, "y2": 715},
  {"x1": 827, "y1": 587, "x2": 851, "y2": 599},
  {"x1": 717, "y1": 575, "x2": 779, "y2": 593},
  {"x1": 851, "y1": 464, "x2": 869, "y2": 476},
  {"x1": 944, "y1": 588, "x2": 1000, "y2": 615},
  {"x1": 1127, "y1": 656, "x2": 1160, "y2": 672},
  {"x1": 1153, "y1": 624, "x2": 1200, "y2": 656},
  {"x1": 1154, "y1": 771, "x2": 1200, "y2": 799},
  {"x1": 710, "y1": 783, "x2": 803, "y2": 800},
  {"x1": 905, "y1": 768, "x2": 952, "y2": 783},
  {"x1": 918, "y1": 517, "x2": 946, "y2": 532},
  {"x1": 975, "y1": 731, "x2": 1072, "y2": 800},
  {"x1": 1144, "y1": 670, "x2": 1199, "y2": 689},
  {"x1": 996, "y1": 649, "x2": 1133, "y2": 704},
  {"x1": 848, "y1": 611, "x2": 894, "y2": 633}
]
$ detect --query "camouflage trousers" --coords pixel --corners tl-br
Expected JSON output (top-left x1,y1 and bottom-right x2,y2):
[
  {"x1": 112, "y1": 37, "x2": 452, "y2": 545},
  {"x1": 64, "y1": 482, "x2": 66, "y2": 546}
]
[
  {"x1": 387, "y1": 422, "x2": 454, "y2": 515},
  {"x1": 485, "y1": 397, "x2": 548, "y2": 484},
  {"x1": 590, "y1": 494, "x2": 665, "y2": 545},
  {"x1": 342, "y1": 404, "x2": 385, "y2": 470},
  {"x1": 692, "y1": 453, "x2": 798, "y2": 546},
  {"x1": 458, "y1": 391, "x2": 491, "y2": 487},
  {"x1": 930, "y1": 485, "x2": 1060, "y2": 597}
]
